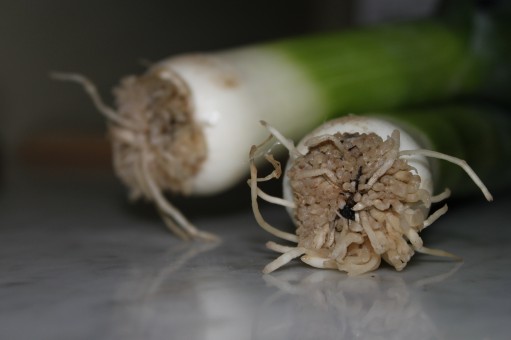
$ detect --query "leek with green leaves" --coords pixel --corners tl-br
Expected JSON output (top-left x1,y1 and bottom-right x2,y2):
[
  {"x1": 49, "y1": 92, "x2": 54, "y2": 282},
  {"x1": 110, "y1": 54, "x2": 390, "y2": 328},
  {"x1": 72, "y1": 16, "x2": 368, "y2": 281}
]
[{"x1": 54, "y1": 7, "x2": 509, "y2": 240}]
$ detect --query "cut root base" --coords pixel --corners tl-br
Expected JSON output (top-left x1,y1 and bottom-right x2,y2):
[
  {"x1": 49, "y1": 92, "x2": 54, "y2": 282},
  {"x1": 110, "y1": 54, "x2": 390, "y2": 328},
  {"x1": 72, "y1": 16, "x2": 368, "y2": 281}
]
[
  {"x1": 52, "y1": 71, "x2": 215, "y2": 241},
  {"x1": 250, "y1": 120, "x2": 491, "y2": 275}
]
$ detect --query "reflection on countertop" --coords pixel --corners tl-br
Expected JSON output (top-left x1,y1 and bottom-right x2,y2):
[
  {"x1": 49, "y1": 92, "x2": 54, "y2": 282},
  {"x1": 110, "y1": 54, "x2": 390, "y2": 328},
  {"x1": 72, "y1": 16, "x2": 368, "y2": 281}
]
[
  {"x1": 1, "y1": 168, "x2": 510, "y2": 339},
  {"x1": 254, "y1": 264, "x2": 462, "y2": 340}
]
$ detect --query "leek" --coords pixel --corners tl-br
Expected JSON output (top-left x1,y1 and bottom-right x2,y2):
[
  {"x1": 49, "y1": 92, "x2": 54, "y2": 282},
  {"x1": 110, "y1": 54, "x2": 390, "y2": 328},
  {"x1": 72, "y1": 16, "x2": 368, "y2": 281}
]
[{"x1": 54, "y1": 10, "x2": 508, "y2": 240}]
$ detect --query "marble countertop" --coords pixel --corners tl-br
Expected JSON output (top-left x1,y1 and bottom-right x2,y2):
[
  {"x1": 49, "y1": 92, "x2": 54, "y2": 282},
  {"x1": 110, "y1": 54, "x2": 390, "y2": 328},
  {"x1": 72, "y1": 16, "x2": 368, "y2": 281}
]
[{"x1": 1, "y1": 169, "x2": 510, "y2": 340}]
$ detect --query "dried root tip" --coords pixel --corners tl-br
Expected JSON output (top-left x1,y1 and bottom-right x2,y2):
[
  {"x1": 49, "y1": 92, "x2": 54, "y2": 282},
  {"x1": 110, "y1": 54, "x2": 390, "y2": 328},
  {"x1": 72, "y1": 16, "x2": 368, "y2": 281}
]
[
  {"x1": 400, "y1": 149, "x2": 493, "y2": 202},
  {"x1": 340, "y1": 253, "x2": 381, "y2": 276},
  {"x1": 160, "y1": 213, "x2": 193, "y2": 241},
  {"x1": 423, "y1": 204, "x2": 448, "y2": 229},
  {"x1": 260, "y1": 120, "x2": 301, "y2": 159},
  {"x1": 160, "y1": 211, "x2": 219, "y2": 242},
  {"x1": 304, "y1": 134, "x2": 346, "y2": 154},
  {"x1": 266, "y1": 241, "x2": 296, "y2": 253},
  {"x1": 249, "y1": 144, "x2": 298, "y2": 243},
  {"x1": 50, "y1": 72, "x2": 137, "y2": 130},
  {"x1": 249, "y1": 134, "x2": 276, "y2": 161},
  {"x1": 250, "y1": 185, "x2": 296, "y2": 209},
  {"x1": 431, "y1": 188, "x2": 451, "y2": 203},
  {"x1": 263, "y1": 247, "x2": 306, "y2": 274},
  {"x1": 301, "y1": 255, "x2": 337, "y2": 269},
  {"x1": 141, "y1": 156, "x2": 218, "y2": 242},
  {"x1": 415, "y1": 246, "x2": 462, "y2": 261}
]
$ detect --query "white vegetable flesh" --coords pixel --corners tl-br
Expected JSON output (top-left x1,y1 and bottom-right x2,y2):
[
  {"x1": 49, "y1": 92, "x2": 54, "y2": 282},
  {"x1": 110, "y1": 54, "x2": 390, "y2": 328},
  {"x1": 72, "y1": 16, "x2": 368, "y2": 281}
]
[{"x1": 155, "y1": 47, "x2": 325, "y2": 194}]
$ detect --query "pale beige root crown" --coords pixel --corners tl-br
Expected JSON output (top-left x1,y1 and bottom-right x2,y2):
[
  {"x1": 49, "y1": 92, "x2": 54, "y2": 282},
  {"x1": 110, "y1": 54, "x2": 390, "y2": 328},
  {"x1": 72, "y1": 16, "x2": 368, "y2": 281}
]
[
  {"x1": 52, "y1": 71, "x2": 216, "y2": 241},
  {"x1": 249, "y1": 120, "x2": 488, "y2": 275},
  {"x1": 287, "y1": 131, "x2": 432, "y2": 274},
  {"x1": 110, "y1": 69, "x2": 218, "y2": 240},
  {"x1": 112, "y1": 69, "x2": 207, "y2": 199}
]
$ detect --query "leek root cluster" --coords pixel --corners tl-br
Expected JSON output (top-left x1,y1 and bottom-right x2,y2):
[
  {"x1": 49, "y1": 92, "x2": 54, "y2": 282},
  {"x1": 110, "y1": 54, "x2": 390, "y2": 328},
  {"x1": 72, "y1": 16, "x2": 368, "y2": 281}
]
[{"x1": 55, "y1": 8, "x2": 509, "y2": 240}]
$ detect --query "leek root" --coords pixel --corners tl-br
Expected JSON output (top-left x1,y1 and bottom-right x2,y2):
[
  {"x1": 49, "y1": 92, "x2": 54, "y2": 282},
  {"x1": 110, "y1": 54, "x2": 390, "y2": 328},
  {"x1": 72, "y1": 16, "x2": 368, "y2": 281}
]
[{"x1": 250, "y1": 115, "x2": 493, "y2": 275}]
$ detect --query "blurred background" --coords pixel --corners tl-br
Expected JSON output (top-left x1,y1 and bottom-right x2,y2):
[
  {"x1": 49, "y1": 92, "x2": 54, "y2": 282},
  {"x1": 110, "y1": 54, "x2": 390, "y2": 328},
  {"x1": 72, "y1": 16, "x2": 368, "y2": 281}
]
[
  {"x1": 0, "y1": 0, "x2": 441, "y2": 177},
  {"x1": 2, "y1": 2, "x2": 511, "y2": 340}
]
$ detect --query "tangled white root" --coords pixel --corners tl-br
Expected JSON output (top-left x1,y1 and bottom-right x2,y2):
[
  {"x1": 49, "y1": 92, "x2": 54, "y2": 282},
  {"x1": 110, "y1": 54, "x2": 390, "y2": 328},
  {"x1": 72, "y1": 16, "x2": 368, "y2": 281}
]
[
  {"x1": 249, "y1": 120, "x2": 492, "y2": 275},
  {"x1": 52, "y1": 72, "x2": 217, "y2": 241}
]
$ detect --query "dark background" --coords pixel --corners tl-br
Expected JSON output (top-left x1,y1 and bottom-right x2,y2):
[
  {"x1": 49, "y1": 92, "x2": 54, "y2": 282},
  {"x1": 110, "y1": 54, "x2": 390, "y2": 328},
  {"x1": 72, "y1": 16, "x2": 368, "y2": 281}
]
[{"x1": 0, "y1": 0, "x2": 439, "y2": 170}]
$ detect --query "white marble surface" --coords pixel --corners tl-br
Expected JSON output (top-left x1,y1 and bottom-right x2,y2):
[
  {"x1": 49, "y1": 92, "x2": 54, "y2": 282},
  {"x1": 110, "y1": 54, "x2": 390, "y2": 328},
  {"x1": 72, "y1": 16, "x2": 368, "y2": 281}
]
[{"x1": 1, "y1": 169, "x2": 510, "y2": 340}]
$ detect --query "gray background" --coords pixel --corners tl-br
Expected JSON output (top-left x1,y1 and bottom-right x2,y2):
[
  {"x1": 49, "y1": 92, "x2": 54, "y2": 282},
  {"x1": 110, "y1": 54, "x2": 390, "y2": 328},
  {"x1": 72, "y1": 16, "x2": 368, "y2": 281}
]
[{"x1": 0, "y1": 0, "x2": 437, "y2": 162}]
